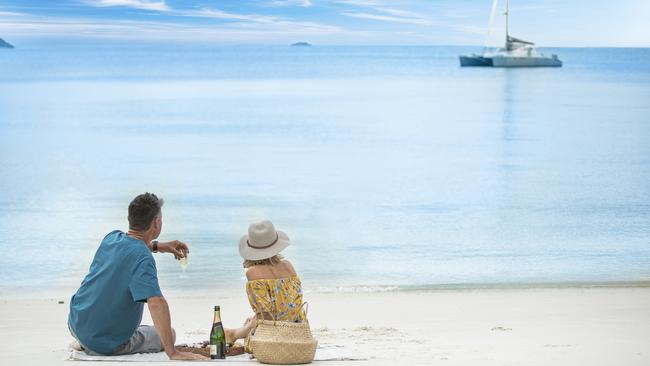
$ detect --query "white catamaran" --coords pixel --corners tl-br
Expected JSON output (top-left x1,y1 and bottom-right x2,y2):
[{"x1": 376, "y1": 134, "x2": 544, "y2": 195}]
[{"x1": 460, "y1": 0, "x2": 562, "y2": 67}]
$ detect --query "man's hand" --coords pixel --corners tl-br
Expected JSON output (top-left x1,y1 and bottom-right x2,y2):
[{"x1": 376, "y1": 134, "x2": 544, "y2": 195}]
[
  {"x1": 169, "y1": 350, "x2": 207, "y2": 361},
  {"x1": 148, "y1": 297, "x2": 203, "y2": 360},
  {"x1": 157, "y1": 240, "x2": 189, "y2": 260}
]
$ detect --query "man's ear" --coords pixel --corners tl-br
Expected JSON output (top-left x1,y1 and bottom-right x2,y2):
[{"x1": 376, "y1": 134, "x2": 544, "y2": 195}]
[
  {"x1": 154, "y1": 216, "x2": 162, "y2": 231},
  {"x1": 148, "y1": 217, "x2": 160, "y2": 235}
]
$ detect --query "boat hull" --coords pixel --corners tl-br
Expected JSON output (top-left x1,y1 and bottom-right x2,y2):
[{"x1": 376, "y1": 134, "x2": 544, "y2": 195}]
[
  {"x1": 459, "y1": 55, "x2": 493, "y2": 67},
  {"x1": 490, "y1": 55, "x2": 562, "y2": 67},
  {"x1": 460, "y1": 54, "x2": 562, "y2": 68}
]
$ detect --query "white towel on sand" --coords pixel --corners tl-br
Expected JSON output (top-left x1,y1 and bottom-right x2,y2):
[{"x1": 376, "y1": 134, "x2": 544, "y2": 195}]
[{"x1": 68, "y1": 346, "x2": 366, "y2": 362}]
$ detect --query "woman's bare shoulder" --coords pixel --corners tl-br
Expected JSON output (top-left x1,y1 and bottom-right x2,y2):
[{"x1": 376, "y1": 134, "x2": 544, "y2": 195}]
[
  {"x1": 245, "y1": 260, "x2": 297, "y2": 280},
  {"x1": 281, "y1": 260, "x2": 297, "y2": 276},
  {"x1": 245, "y1": 266, "x2": 266, "y2": 281}
]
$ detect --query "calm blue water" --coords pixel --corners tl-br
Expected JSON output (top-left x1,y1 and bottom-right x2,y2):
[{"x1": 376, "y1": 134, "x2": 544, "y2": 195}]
[{"x1": 1, "y1": 43, "x2": 649, "y2": 296}]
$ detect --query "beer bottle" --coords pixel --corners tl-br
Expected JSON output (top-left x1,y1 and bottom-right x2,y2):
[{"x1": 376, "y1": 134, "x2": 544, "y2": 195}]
[{"x1": 209, "y1": 306, "x2": 226, "y2": 359}]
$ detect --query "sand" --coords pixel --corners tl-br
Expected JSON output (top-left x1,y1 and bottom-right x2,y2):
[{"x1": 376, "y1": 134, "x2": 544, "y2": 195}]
[{"x1": 1, "y1": 285, "x2": 649, "y2": 365}]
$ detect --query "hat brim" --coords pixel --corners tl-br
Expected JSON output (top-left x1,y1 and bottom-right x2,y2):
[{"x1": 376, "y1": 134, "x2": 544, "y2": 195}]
[{"x1": 239, "y1": 230, "x2": 290, "y2": 261}]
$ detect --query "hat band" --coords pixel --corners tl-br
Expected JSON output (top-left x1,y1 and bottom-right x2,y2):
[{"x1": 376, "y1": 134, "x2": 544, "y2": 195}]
[{"x1": 247, "y1": 233, "x2": 279, "y2": 249}]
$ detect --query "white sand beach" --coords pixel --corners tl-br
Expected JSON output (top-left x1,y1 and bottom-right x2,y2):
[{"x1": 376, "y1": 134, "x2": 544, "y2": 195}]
[{"x1": 1, "y1": 285, "x2": 649, "y2": 365}]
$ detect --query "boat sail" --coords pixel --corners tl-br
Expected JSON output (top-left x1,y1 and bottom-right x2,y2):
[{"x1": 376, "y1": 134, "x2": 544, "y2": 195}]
[
  {"x1": 459, "y1": 0, "x2": 562, "y2": 67},
  {"x1": 506, "y1": 35, "x2": 534, "y2": 51}
]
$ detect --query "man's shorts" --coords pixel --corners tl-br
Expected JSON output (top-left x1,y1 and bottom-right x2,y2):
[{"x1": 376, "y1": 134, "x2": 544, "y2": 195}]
[{"x1": 71, "y1": 325, "x2": 163, "y2": 355}]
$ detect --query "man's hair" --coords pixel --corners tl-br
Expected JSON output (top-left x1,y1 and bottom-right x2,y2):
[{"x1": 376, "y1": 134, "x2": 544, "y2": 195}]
[{"x1": 128, "y1": 193, "x2": 164, "y2": 231}]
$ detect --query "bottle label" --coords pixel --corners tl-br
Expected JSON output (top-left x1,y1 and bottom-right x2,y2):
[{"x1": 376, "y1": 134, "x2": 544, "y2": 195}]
[{"x1": 210, "y1": 345, "x2": 217, "y2": 356}]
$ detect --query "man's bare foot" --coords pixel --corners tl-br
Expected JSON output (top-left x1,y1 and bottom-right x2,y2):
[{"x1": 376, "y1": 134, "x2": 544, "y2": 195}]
[{"x1": 69, "y1": 340, "x2": 83, "y2": 351}]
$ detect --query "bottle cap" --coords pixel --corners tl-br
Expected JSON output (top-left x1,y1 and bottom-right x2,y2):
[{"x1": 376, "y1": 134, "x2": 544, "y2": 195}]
[{"x1": 214, "y1": 305, "x2": 220, "y2": 311}]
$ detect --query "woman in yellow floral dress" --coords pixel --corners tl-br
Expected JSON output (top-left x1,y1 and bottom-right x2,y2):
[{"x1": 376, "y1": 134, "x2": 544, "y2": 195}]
[{"x1": 224, "y1": 220, "x2": 307, "y2": 351}]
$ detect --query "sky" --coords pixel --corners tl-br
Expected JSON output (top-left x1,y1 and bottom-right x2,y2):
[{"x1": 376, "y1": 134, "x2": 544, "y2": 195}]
[{"x1": 0, "y1": 0, "x2": 648, "y2": 46}]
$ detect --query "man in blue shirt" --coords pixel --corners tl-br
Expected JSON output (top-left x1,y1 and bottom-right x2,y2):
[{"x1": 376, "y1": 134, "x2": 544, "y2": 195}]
[{"x1": 68, "y1": 193, "x2": 204, "y2": 360}]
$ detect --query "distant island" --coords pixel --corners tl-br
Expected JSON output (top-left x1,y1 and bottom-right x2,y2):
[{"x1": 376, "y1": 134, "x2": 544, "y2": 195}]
[
  {"x1": 290, "y1": 42, "x2": 312, "y2": 47},
  {"x1": 0, "y1": 38, "x2": 14, "y2": 49}
]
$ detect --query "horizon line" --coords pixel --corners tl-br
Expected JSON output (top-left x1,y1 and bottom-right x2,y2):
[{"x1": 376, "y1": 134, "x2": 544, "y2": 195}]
[{"x1": 3, "y1": 38, "x2": 650, "y2": 49}]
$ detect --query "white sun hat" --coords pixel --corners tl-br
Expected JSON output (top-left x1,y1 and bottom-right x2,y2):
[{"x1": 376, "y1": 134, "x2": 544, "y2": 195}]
[{"x1": 239, "y1": 220, "x2": 290, "y2": 261}]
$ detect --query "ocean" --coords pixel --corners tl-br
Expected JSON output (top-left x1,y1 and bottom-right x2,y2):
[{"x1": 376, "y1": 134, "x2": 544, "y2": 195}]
[{"x1": 0, "y1": 42, "x2": 649, "y2": 296}]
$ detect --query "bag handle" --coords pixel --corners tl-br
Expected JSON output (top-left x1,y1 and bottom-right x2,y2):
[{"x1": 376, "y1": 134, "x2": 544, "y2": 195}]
[
  {"x1": 297, "y1": 302, "x2": 309, "y2": 323},
  {"x1": 298, "y1": 302, "x2": 308, "y2": 317}
]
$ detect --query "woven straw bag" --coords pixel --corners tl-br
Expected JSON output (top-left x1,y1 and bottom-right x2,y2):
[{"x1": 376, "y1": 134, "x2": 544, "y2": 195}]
[{"x1": 249, "y1": 303, "x2": 318, "y2": 364}]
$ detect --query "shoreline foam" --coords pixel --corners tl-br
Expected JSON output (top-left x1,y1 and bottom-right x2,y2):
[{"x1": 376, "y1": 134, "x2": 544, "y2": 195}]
[{"x1": 3, "y1": 280, "x2": 650, "y2": 300}]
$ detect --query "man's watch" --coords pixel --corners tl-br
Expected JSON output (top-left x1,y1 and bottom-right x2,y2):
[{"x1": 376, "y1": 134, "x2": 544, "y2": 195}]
[{"x1": 152, "y1": 240, "x2": 159, "y2": 253}]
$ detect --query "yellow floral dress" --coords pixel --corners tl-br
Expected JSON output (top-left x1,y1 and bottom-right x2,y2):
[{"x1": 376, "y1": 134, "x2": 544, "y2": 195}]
[
  {"x1": 244, "y1": 276, "x2": 307, "y2": 353},
  {"x1": 246, "y1": 276, "x2": 306, "y2": 322}
]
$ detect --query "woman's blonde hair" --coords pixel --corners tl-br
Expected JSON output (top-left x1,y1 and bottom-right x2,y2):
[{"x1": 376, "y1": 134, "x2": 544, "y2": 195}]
[{"x1": 243, "y1": 254, "x2": 284, "y2": 268}]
